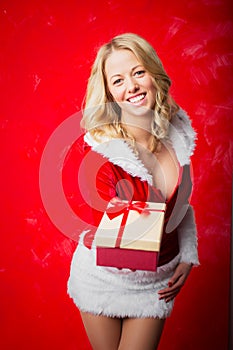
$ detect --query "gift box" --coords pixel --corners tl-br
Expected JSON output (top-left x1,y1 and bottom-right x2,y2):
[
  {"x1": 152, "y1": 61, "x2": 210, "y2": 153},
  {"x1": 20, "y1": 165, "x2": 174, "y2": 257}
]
[{"x1": 95, "y1": 201, "x2": 166, "y2": 271}]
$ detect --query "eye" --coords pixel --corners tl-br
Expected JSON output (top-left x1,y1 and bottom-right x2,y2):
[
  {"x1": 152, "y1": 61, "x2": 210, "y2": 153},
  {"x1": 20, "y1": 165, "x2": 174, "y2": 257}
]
[
  {"x1": 113, "y1": 78, "x2": 123, "y2": 86},
  {"x1": 134, "y1": 70, "x2": 145, "y2": 77}
]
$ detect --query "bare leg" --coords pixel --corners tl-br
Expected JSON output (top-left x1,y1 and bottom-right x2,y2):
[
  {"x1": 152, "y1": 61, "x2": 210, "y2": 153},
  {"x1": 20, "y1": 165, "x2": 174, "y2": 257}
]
[
  {"x1": 80, "y1": 311, "x2": 122, "y2": 350},
  {"x1": 118, "y1": 317, "x2": 166, "y2": 350}
]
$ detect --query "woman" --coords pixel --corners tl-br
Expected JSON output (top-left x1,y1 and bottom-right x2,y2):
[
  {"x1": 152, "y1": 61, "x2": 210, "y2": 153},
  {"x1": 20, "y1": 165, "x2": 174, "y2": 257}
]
[{"x1": 65, "y1": 33, "x2": 199, "y2": 349}]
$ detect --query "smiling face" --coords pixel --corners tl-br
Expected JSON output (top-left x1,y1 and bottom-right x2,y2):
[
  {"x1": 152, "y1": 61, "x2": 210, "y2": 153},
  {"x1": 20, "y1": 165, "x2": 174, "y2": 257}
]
[{"x1": 105, "y1": 49, "x2": 157, "y2": 119}]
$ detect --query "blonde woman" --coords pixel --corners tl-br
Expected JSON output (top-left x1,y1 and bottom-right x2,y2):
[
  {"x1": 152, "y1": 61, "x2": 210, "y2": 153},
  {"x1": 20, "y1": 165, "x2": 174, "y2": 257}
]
[{"x1": 66, "y1": 33, "x2": 199, "y2": 350}]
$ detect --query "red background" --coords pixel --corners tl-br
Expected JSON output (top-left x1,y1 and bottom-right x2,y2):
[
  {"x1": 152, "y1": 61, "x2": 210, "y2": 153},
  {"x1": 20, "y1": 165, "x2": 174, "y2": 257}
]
[{"x1": 1, "y1": 1, "x2": 232, "y2": 349}]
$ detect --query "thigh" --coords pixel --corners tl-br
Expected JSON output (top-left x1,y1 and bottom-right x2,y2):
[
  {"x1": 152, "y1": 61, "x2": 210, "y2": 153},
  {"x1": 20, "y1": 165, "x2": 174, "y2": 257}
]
[
  {"x1": 118, "y1": 317, "x2": 166, "y2": 350},
  {"x1": 80, "y1": 311, "x2": 122, "y2": 350}
]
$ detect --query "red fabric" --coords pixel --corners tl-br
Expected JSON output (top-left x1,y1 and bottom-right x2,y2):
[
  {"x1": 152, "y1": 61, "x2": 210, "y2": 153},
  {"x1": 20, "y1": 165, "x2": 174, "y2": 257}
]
[
  {"x1": 62, "y1": 134, "x2": 193, "y2": 266},
  {"x1": 97, "y1": 247, "x2": 159, "y2": 271}
]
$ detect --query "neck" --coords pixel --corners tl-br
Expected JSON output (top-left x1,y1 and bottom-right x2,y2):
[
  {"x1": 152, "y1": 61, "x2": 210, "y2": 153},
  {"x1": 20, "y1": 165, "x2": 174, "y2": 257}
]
[{"x1": 121, "y1": 112, "x2": 154, "y2": 149}]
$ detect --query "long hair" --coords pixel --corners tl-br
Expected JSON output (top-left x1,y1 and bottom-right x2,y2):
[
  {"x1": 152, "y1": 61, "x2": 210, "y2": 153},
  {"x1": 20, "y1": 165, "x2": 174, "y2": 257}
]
[{"x1": 81, "y1": 33, "x2": 179, "y2": 151}]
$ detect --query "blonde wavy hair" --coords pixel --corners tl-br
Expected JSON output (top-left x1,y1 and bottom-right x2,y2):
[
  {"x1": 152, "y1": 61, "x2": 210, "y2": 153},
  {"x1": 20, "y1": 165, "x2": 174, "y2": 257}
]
[{"x1": 81, "y1": 33, "x2": 179, "y2": 152}]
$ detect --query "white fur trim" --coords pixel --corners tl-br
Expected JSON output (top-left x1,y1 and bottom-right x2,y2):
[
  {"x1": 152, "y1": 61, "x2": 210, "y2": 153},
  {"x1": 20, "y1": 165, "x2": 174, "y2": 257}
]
[
  {"x1": 168, "y1": 109, "x2": 197, "y2": 166},
  {"x1": 84, "y1": 133, "x2": 153, "y2": 185},
  {"x1": 84, "y1": 109, "x2": 197, "y2": 180},
  {"x1": 177, "y1": 206, "x2": 199, "y2": 266},
  {"x1": 67, "y1": 240, "x2": 180, "y2": 318}
]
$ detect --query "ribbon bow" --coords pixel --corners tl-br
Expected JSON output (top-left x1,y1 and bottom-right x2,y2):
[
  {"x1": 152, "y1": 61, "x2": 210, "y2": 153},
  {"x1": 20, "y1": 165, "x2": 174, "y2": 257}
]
[
  {"x1": 106, "y1": 201, "x2": 148, "y2": 220},
  {"x1": 105, "y1": 201, "x2": 149, "y2": 248}
]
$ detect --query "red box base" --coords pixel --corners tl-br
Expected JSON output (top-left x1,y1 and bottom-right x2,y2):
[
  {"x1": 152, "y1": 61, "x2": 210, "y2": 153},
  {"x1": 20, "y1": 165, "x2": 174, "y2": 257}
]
[{"x1": 97, "y1": 247, "x2": 159, "y2": 271}]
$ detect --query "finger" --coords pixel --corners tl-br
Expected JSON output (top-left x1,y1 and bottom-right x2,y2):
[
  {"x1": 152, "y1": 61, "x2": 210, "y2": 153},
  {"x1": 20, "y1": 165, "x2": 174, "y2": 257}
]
[
  {"x1": 158, "y1": 283, "x2": 181, "y2": 295},
  {"x1": 165, "y1": 296, "x2": 175, "y2": 303},
  {"x1": 169, "y1": 272, "x2": 188, "y2": 289},
  {"x1": 168, "y1": 272, "x2": 184, "y2": 286},
  {"x1": 168, "y1": 263, "x2": 192, "y2": 286},
  {"x1": 160, "y1": 292, "x2": 179, "y2": 302},
  {"x1": 158, "y1": 288, "x2": 181, "y2": 300},
  {"x1": 159, "y1": 289, "x2": 180, "y2": 298},
  {"x1": 159, "y1": 289, "x2": 180, "y2": 301}
]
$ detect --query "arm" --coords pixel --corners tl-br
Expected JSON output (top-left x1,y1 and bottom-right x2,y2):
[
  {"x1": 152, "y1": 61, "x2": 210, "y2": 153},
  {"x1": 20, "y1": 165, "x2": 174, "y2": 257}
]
[
  {"x1": 62, "y1": 137, "x2": 118, "y2": 247},
  {"x1": 158, "y1": 205, "x2": 199, "y2": 302},
  {"x1": 158, "y1": 110, "x2": 199, "y2": 301},
  {"x1": 178, "y1": 205, "x2": 199, "y2": 266}
]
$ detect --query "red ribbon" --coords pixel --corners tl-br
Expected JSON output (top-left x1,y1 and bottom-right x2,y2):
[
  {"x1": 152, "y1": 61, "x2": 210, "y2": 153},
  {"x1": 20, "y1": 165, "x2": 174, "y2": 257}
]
[
  {"x1": 106, "y1": 201, "x2": 148, "y2": 220},
  {"x1": 106, "y1": 201, "x2": 165, "y2": 248}
]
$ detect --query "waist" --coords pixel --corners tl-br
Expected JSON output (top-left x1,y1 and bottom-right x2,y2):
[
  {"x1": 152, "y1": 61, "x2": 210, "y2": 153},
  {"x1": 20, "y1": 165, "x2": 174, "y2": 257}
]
[{"x1": 158, "y1": 228, "x2": 179, "y2": 266}]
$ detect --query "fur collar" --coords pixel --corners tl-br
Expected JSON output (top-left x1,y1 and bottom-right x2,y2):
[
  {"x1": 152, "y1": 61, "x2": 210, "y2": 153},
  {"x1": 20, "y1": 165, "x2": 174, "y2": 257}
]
[
  {"x1": 84, "y1": 109, "x2": 196, "y2": 185},
  {"x1": 169, "y1": 108, "x2": 197, "y2": 166}
]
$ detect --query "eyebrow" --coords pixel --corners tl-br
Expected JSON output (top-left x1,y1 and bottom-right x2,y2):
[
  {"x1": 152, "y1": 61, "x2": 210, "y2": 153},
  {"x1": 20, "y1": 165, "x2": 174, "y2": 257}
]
[{"x1": 110, "y1": 64, "x2": 144, "y2": 80}]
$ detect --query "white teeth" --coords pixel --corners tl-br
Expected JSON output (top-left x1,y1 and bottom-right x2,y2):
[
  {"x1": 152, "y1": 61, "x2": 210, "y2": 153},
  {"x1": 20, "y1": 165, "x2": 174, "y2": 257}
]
[{"x1": 129, "y1": 94, "x2": 145, "y2": 103}]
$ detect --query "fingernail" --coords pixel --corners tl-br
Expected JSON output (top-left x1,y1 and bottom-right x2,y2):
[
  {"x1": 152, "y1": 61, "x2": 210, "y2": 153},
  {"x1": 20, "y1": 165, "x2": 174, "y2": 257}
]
[{"x1": 168, "y1": 282, "x2": 172, "y2": 287}]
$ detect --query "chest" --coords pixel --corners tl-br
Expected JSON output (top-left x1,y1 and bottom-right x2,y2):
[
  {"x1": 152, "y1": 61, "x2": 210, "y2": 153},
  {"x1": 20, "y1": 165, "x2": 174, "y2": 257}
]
[{"x1": 137, "y1": 143, "x2": 180, "y2": 200}]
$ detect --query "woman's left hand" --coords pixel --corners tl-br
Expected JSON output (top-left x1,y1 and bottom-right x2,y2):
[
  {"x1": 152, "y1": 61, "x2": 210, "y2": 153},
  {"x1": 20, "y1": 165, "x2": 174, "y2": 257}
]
[{"x1": 158, "y1": 262, "x2": 193, "y2": 303}]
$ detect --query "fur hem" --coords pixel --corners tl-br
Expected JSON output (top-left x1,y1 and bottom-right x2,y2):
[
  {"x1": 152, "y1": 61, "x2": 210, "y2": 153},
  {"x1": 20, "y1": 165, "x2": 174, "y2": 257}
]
[
  {"x1": 67, "y1": 297, "x2": 171, "y2": 319},
  {"x1": 67, "y1": 241, "x2": 178, "y2": 319}
]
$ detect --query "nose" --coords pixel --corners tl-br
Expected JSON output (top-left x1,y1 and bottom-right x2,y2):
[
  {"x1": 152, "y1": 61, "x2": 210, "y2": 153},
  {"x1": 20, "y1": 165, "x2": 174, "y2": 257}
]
[{"x1": 127, "y1": 77, "x2": 139, "y2": 93}]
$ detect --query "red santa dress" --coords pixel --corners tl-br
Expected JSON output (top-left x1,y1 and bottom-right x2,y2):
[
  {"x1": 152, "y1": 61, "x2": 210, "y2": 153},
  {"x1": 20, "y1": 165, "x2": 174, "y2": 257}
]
[{"x1": 65, "y1": 109, "x2": 199, "y2": 319}]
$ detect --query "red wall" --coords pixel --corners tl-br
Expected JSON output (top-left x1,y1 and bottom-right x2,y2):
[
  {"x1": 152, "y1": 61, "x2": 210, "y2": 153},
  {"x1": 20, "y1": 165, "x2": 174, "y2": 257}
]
[{"x1": 1, "y1": 1, "x2": 232, "y2": 349}]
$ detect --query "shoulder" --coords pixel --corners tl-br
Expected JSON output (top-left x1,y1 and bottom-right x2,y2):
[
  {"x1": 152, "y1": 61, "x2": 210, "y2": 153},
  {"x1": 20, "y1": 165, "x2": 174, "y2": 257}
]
[
  {"x1": 168, "y1": 108, "x2": 197, "y2": 166},
  {"x1": 83, "y1": 132, "x2": 153, "y2": 184}
]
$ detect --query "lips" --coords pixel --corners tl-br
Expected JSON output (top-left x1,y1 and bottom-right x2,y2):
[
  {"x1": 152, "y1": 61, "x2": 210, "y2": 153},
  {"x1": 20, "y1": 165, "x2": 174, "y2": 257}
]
[{"x1": 128, "y1": 93, "x2": 146, "y2": 104}]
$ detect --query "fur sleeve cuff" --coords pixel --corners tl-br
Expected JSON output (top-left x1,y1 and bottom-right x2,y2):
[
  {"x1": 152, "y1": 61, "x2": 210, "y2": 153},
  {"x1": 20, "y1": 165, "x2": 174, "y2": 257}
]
[{"x1": 177, "y1": 205, "x2": 200, "y2": 266}]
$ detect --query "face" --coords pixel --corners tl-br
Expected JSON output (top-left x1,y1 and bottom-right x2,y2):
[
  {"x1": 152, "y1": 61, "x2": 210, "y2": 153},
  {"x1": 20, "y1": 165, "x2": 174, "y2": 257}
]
[{"x1": 105, "y1": 49, "x2": 156, "y2": 118}]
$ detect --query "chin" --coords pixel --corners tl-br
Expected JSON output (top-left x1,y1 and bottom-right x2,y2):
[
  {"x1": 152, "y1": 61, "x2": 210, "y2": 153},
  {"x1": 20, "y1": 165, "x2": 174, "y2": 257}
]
[{"x1": 132, "y1": 106, "x2": 154, "y2": 117}]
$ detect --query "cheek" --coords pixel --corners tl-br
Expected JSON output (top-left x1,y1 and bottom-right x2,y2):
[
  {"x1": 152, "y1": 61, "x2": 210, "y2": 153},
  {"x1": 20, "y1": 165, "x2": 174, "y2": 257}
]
[
  {"x1": 149, "y1": 83, "x2": 157, "y2": 99},
  {"x1": 147, "y1": 79, "x2": 156, "y2": 92},
  {"x1": 148, "y1": 85, "x2": 157, "y2": 108},
  {"x1": 109, "y1": 88, "x2": 123, "y2": 102}
]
